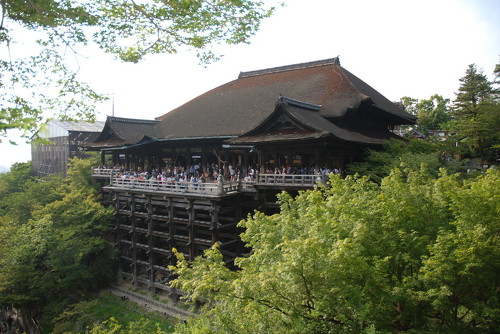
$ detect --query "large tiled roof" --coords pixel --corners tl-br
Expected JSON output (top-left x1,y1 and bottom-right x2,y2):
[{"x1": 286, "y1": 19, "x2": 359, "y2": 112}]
[{"x1": 154, "y1": 57, "x2": 415, "y2": 140}]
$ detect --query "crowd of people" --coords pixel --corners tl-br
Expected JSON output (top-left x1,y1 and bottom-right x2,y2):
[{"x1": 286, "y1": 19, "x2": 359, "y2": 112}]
[{"x1": 97, "y1": 162, "x2": 344, "y2": 184}]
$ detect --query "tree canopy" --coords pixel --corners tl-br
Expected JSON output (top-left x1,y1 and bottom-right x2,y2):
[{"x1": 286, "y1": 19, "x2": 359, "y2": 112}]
[
  {"x1": 448, "y1": 63, "x2": 500, "y2": 162},
  {"x1": 170, "y1": 168, "x2": 500, "y2": 333},
  {"x1": 400, "y1": 94, "x2": 451, "y2": 134},
  {"x1": 0, "y1": 157, "x2": 115, "y2": 331},
  {"x1": 0, "y1": 0, "x2": 278, "y2": 141}
]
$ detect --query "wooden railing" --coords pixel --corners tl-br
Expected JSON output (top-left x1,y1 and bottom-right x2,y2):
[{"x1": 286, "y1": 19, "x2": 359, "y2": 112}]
[
  {"x1": 92, "y1": 169, "x2": 326, "y2": 196},
  {"x1": 256, "y1": 174, "x2": 326, "y2": 186},
  {"x1": 92, "y1": 168, "x2": 116, "y2": 177},
  {"x1": 109, "y1": 177, "x2": 240, "y2": 196}
]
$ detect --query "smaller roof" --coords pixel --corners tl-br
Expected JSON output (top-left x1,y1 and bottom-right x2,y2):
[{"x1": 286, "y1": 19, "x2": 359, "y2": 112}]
[
  {"x1": 86, "y1": 116, "x2": 158, "y2": 149},
  {"x1": 228, "y1": 96, "x2": 402, "y2": 145}
]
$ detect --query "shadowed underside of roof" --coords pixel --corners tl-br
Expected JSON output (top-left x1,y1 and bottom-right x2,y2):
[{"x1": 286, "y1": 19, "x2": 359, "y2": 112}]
[{"x1": 154, "y1": 57, "x2": 414, "y2": 140}]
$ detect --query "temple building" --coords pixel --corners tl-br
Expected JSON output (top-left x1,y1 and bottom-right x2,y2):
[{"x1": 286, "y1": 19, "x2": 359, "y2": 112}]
[{"x1": 88, "y1": 57, "x2": 415, "y2": 294}]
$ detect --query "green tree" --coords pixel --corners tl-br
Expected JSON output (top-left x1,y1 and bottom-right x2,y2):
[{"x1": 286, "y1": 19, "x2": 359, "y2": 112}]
[
  {"x1": 416, "y1": 94, "x2": 451, "y2": 133},
  {"x1": 0, "y1": 157, "x2": 114, "y2": 331},
  {"x1": 1, "y1": 0, "x2": 278, "y2": 141},
  {"x1": 0, "y1": 161, "x2": 34, "y2": 198},
  {"x1": 169, "y1": 168, "x2": 500, "y2": 333},
  {"x1": 419, "y1": 169, "x2": 500, "y2": 331},
  {"x1": 400, "y1": 94, "x2": 451, "y2": 134},
  {"x1": 449, "y1": 63, "x2": 500, "y2": 162},
  {"x1": 348, "y1": 138, "x2": 447, "y2": 183}
]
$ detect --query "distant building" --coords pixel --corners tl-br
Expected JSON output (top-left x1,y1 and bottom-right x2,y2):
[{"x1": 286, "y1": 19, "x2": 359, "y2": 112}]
[{"x1": 31, "y1": 120, "x2": 105, "y2": 177}]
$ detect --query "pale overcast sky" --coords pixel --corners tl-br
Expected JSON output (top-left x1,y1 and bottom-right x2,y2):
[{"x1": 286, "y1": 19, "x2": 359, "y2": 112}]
[{"x1": 1, "y1": 0, "x2": 499, "y2": 170}]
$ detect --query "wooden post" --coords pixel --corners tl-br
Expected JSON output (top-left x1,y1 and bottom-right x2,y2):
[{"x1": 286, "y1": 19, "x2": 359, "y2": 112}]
[
  {"x1": 218, "y1": 176, "x2": 224, "y2": 195},
  {"x1": 115, "y1": 193, "x2": 123, "y2": 284},
  {"x1": 202, "y1": 145, "x2": 208, "y2": 175},
  {"x1": 210, "y1": 202, "x2": 219, "y2": 244},
  {"x1": 130, "y1": 194, "x2": 138, "y2": 287},
  {"x1": 125, "y1": 153, "x2": 130, "y2": 171},
  {"x1": 314, "y1": 148, "x2": 321, "y2": 171},
  {"x1": 167, "y1": 197, "x2": 174, "y2": 265},
  {"x1": 147, "y1": 196, "x2": 154, "y2": 292},
  {"x1": 187, "y1": 199, "x2": 195, "y2": 261}
]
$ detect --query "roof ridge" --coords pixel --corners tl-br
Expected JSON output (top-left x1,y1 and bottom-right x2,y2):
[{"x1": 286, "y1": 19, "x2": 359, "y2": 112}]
[
  {"x1": 238, "y1": 57, "x2": 340, "y2": 79},
  {"x1": 108, "y1": 116, "x2": 159, "y2": 124}
]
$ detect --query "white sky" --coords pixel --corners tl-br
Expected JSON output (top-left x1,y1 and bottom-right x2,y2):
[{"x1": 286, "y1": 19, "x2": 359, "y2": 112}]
[{"x1": 1, "y1": 0, "x2": 499, "y2": 170}]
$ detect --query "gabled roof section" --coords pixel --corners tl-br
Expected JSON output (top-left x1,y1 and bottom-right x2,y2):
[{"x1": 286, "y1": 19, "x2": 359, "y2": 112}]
[
  {"x1": 154, "y1": 57, "x2": 414, "y2": 141},
  {"x1": 87, "y1": 116, "x2": 159, "y2": 148},
  {"x1": 228, "y1": 96, "x2": 403, "y2": 145}
]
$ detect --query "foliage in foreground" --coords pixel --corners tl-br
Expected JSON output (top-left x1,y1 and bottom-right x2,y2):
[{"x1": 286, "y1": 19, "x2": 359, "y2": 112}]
[
  {"x1": 170, "y1": 167, "x2": 500, "y2": 333},
  {"x1": 0, "y1": 157, "x2": 115, "y2": 331}
]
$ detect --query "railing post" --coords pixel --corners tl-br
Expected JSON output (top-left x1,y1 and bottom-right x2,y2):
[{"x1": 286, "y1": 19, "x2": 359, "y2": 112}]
[{"x1": 217, "y1": 175, "x2": 224, "y2": 195}]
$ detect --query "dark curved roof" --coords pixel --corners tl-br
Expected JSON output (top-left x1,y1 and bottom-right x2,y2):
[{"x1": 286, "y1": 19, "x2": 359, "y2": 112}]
[
  {"x1": 229, "y1": 97, "x2": 402, "y2": 145},
  {"x1": 154, "y1": 57, "x2": 415, "y2": 140},
  {"x1": 86, "y1": 116, "x2": 159, "y2": 148}
]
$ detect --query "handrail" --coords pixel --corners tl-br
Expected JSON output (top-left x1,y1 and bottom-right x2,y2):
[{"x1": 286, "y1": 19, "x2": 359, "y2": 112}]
[
  {"x1": 92, "y1": 169, "x2": 326, "y2": 195},
  {"x1": 108, "y1": 176, "x2": 238, "y2": 196},
  {"x1": 256, "y1": 173, "x2": 326, "y2": 185},
  {"x1": 92, "y1": 168, "x2": 116, "y2": 176}
]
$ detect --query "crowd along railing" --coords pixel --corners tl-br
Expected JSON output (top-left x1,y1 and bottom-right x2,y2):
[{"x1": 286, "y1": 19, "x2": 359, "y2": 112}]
[
  {"x1": 92, "y1": 169, "x2": 327, "y2": 196},
  {"x1": 109, "y1": 176, "x2": 242, "y2": 196}
]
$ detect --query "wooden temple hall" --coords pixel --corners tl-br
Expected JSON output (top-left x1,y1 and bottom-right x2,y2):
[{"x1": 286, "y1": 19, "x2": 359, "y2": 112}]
[{"x1": 87, "y1": 57, "x2": 416, "y2": 294}]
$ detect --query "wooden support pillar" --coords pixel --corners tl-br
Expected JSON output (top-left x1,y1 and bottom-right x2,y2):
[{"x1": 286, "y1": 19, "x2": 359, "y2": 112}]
[
  {"x1": 234, "y1": 195, "x2": 242, "y2": 255},
  {"x1": 272, "y1": 151, "x2": 278, "y2": 170},
  {"x1": 125, "y1": 153, "x2": 130, "y2": 171},
  {"x1": 339, "y1": 150, "x2": 345, "y2": 171},
  {"x1": 147, "y1": 196, "x2": 154, "y2": 292},
  {"x1": 314, "y1": 148, "x2": 321, "y2": 170},
  {"x1": 130, "y1": 194, "x2": 138, "y2": 287},
  {"x1": 287, "y1": 148, "x2": 293, "y2": 168},
  {"x1": 223, "y1": 150, "x2": 229, "y2": 178},
  {"x1": 139, "y1": 155, "x2": 145, "y2": 171},
  {"x1": 187, "y1": 199, "x2": 195, "y2": 261},
  {"x1": 326, "y1": 149, "x2": 333, "y2": 169},
  {"x1": 257, "y1": 148, "x2": 264, "y2": 171},
  {"x1": 210, "y1": 202, "x2": 220, "y2": 245},
  {"x1": 167, "y1": 197, "x2": 175, "y2": 265},
  {"x1": 202, "y1": 145, "x2": 208, "y2": 174},
  {"x1": 115, "y1": 193, "x2": 123, "y2": 283},
  {"x1": 243, "y1": 151, "x2": 249, "y2": 176},
  {"x1": 186, "y1": 147, "x2": 192, "y2": 168}
]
